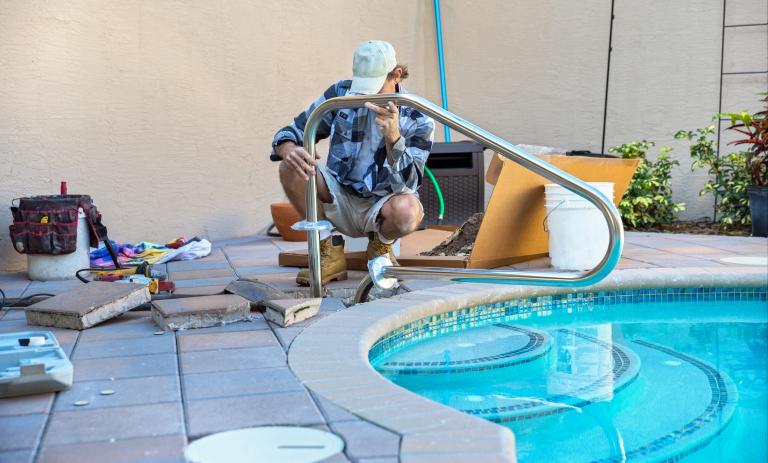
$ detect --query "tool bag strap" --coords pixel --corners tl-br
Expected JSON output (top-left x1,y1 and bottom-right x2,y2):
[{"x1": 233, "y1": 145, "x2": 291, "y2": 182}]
[{"x1": 82, "y1": 199, "x2": 109, "y2": 248}]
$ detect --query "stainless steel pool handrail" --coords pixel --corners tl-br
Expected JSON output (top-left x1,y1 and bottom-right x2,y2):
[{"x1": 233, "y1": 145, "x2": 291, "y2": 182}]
[{"x1": 301, "y1": 93, "x2": 624, "y2": 298}]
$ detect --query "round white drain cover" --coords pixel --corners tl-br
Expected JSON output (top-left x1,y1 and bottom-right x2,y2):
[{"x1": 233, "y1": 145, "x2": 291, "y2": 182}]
[
  {"x1": 185, "y1": 426, "x2": 344, "y2": 463},
  {"x1": 720, "y1": 256, "x2": 768, "y2": 266}
]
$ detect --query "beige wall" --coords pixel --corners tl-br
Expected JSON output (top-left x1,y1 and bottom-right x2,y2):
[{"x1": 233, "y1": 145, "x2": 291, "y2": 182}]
[
  {"x1": 0, "y1": 0, "x2": 438, "y2": 271},
  {"x1": 1, "y1": 1, "x2": 765, "y2": 271}
]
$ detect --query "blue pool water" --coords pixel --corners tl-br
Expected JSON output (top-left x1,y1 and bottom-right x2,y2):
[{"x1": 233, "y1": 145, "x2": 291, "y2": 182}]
[{"x1": 371, "y1": 289, "x2": 767, "y2": 462}]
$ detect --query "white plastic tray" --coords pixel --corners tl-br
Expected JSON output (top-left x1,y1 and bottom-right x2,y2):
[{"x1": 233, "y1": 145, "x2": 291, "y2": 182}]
[{"x1": 0, "y1": 330, "x2": 73, "y2": 398}]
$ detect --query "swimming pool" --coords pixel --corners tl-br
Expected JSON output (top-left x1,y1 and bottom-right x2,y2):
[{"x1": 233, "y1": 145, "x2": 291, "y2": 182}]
[{"x1": 370, "y1": 287, "x2": 767, "y2": 462}]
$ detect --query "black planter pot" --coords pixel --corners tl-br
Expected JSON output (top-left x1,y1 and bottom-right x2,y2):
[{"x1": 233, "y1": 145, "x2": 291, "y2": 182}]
[{"x1": 748, "y1": 185, "x2": 768, "y2": 237}]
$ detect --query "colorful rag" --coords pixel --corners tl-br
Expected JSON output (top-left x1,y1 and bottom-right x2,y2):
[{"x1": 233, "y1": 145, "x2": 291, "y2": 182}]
[{"x1": 89, "y1": 238, "x2": 212, "y2": 268}]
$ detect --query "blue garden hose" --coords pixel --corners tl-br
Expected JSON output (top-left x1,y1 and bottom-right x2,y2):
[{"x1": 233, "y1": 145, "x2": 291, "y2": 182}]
[{"x1": 429, "y1": 0, "x2": 448, "y2": 222}]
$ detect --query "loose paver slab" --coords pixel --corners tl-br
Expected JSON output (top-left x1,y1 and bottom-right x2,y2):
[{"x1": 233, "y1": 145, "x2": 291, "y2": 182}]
[
  {"x1": 264, "y1": 298, "x2": 322, "y2": 327},
  {"x1": 25, "y1": 282, "x2": 150, "y2": 330},
  {"x1": 225, "y1": 278, "x2": 288, "y2": 308},
  {"x1": 151, "y1": 294, "x2": 250, "y2": 331}
]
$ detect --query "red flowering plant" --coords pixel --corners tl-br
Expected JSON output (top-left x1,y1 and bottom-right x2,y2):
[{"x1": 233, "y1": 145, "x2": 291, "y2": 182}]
[{"x1": 721, "y1": 94, "x2": 768, "y2": 186}]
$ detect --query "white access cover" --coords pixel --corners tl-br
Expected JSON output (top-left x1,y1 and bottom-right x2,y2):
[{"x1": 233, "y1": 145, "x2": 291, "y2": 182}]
[
  {"x1": 185, "y1": 426, "x2": 345, "y2": 463},
  {"x1": 0, "y1": 330, "x2": 73, "y2": 398}
]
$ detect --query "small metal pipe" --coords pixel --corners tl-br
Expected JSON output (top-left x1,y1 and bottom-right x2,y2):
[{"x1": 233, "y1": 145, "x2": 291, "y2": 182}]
[
  {"x1": 303, "y1": 93, "x2": 624, "y2": 298},
  {"x1": 304, "y1": 152, "x2": 323, "y2": 297}
]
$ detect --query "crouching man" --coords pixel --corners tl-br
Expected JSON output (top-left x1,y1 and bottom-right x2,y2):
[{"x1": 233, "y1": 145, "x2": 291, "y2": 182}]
[{"x1": 271, "y1": 40, "x2": 435, "y2": 286}]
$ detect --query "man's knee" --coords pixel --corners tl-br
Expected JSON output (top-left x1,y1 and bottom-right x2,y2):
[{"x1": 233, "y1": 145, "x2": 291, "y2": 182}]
[{"x1": 383, "y1": 194, "x2": 423, "y2": 235}]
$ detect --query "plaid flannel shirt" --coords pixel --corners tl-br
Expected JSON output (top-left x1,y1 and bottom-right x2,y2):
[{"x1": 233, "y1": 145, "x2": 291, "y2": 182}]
[{"x1": 272, "y1": 80, "x2": 435, "y2": 199}]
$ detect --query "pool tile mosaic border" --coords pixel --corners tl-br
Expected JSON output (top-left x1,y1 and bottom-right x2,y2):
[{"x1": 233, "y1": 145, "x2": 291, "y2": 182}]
[
  {"x1": 376, "y1": 324, "x2": 551, "y2": 375},
  {"x1": 368, "y1": 286, "x2": 767, "y2": 363}
]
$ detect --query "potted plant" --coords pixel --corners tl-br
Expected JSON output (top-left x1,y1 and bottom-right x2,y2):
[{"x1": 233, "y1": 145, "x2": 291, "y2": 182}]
[
  {"x1": 270, "y1": 202, "x2": 307, "y2": 242},
  {"x1": 721, "y1": 94, "x2": 768, "y2": 237}
]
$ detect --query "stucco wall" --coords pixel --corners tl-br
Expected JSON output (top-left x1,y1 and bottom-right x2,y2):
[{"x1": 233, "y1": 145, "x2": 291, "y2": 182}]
[
  {"x1": 0, "y1": 0, "x2": 439, "y2": 271},
  {"x1": 1, "y1": 0, "x2": 765, "y2": 271}
]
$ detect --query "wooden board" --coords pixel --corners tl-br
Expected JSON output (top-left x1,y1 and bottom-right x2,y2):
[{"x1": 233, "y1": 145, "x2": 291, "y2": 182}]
[{"x1": 279, "y1": 228, "x2": 462, "y2": 270}]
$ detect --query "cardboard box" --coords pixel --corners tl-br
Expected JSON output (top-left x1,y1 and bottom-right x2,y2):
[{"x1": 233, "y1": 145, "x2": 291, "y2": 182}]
[{"x1": 279, "y1": 152, "x2": 639, "y2": 270}]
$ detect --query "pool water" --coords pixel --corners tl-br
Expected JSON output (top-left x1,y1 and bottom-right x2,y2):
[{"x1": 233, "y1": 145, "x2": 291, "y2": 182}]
[{"x1": 372, "y1": 296, "x2": 767, "y2": 462}]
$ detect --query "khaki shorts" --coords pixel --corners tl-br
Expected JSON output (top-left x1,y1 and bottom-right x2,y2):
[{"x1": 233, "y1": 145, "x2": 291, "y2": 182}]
[{"x1": 319, "y1": 167, "x2": 418, "y2": 238}]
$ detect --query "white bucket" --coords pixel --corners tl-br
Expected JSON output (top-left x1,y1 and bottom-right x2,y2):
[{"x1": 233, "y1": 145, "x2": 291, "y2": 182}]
[
  {"x1": 27, "y1": 208, "x2": 91, "y2": 281},
  {"x1": 544, "y1": 183, "x2": 614, "y2": 270}
]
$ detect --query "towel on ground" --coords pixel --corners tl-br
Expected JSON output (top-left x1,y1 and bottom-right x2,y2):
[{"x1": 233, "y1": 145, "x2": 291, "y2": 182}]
[{"x1": 89, "y1": 237, "x2": 212, "y2": 267}]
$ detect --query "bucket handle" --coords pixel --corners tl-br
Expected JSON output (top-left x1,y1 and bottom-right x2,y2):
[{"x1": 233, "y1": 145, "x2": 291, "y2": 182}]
[{"x1": 543, "y1": 200, "x2": 565, "y2": 232}]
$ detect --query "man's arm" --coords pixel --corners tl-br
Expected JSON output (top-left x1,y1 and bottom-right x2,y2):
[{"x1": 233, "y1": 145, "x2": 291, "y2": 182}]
[
  {"x1": 271, "y1": 83, "x2": 340, "y2": 179},
  {"x1": 365, "y1": 102, "x2": 435, "y2": 194}
]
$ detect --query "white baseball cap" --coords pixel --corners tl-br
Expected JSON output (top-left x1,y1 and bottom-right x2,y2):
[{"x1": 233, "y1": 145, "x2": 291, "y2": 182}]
[{"x1": 349, "y1": 40, "x2": 397, "y2": 95}]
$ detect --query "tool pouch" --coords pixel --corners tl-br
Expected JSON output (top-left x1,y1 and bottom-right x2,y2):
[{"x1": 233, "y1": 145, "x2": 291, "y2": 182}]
[{"x1": 8, "y1": 195, "x2": 106, "y2": 255}]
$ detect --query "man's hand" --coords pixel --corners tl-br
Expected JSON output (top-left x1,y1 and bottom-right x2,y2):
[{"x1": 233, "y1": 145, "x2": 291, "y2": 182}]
[
  {"x1": 276, "y1": 142, "x2": 319, "y2": 181},
  {"x1": 365, "y1": 101, "x2": 400, "y2": 145}
]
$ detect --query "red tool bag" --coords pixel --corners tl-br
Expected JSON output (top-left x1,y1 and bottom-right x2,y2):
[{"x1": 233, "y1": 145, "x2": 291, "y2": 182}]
[{"x1": 9, "y1": 195, "x2": 108, "y2": 255}]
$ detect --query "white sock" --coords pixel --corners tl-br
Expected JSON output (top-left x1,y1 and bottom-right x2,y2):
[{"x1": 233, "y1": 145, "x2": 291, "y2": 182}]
[
  {"x1": 319, "y1": 229, "x2": 331, "y2": 240},
  {"x1": 377, "y1": 232, "x2": 395, "y2": 245}
]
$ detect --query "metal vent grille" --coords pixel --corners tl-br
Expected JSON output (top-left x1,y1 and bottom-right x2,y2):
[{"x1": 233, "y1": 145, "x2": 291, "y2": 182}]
[{"x1": 419, "y1": 142, "x2": 485, "y2": 226}]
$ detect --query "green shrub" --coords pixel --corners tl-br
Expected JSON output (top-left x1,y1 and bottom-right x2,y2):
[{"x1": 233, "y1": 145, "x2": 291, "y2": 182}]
[
  {"x1": 675, "y1": 126, "x2": 752, "y2": 226},
  {"x1": 609, "y1": 140, "x2": 685, "y2": 229}
]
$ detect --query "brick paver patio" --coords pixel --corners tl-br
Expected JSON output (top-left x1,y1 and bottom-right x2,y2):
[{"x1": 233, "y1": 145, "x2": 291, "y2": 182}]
[{"x1": 0, "y1": 232, "x2": 766, "y2": 462}]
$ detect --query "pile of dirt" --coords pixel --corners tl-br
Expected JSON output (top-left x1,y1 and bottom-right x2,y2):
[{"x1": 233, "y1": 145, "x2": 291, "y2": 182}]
[
  {"x1": 421, "y1": 215, "x2": 751, "y2": 258},
  {"x1": 637, "y1": 219, "x2": 751, "y2": 237},
  {"x1": 421, "y1": 213, "x2": 484, "y2": 257}
]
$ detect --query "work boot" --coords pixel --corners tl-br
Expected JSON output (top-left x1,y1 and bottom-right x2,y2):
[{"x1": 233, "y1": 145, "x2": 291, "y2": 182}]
[
  {"x1": 296, "y1": 235, "x2": 348, "y2": 286},
  {"x1": 366, "y1": 232, "x2": 399, "y2": 266}
]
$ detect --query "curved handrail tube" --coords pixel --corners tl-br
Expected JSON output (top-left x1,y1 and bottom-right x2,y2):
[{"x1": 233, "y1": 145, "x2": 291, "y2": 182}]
[{"x1": 302, "y1": 93, "x2": 624, "y2": 297}]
